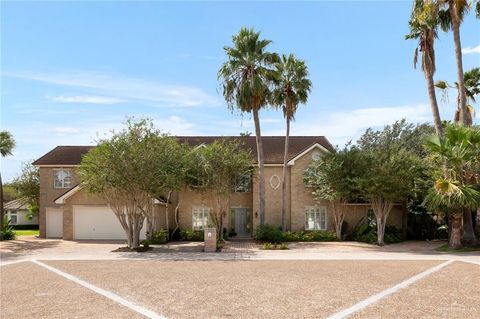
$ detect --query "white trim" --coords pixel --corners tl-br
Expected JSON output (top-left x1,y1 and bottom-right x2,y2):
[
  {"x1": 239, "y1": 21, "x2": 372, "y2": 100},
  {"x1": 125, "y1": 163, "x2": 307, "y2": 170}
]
[
  {"x1": 287, "y1": 143, "x2": 330, "y2": 165},
  {"x1": 327, "y1": 260, "x2": 454, "y2": 319},
  {"x1": 304, "y1": 205, "x2": 328, "y2": 231},
  {"x1": 31, "y1": 260, "x2": 165, "y2": 319},
  {"x1": 54, "y1": 185, "x2": 82, "y2": 204},
  {"x1": 194, "y1": 143, "x2": 207, "y2": 150}
]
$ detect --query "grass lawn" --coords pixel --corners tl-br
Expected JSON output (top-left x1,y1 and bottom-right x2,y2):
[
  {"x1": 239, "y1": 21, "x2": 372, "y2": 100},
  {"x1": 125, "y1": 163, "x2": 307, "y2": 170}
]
[
  {"x1": 436, "y1": 243, "x2": 480, "y2": 253},
  {"x1": 14, "y1": 229, "x2": 39, "y2": 236}
]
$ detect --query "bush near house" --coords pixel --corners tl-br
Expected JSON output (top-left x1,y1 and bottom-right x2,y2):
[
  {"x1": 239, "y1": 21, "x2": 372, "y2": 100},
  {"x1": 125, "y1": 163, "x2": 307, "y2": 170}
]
[
  {"x1": 179, "y1": 229, "x2": 204, "y2": 241},
  {"x1": 143, "y1": 229, "x2": 169, "y2": 245},
  {"x1": 352, "y1": 221, "x2": 403, "y2": 244},
  {"x1": 254, "y1": 224, "x2": 284, "y2": 243},
  {"x1": 0, "y1": 217, "x2": 16, "y2": 241},
  {"x1": 254, "y1": 224, "x2": 337, "y2": 243},
  {"x1": 282, "y1": 230, "x2": 337, "y2": 242}
]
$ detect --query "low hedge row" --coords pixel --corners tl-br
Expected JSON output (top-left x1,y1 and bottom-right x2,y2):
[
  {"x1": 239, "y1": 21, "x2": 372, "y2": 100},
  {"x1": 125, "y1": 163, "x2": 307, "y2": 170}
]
[{"x1": 253, "y1": 224, "x2": 336, "y2": 243}]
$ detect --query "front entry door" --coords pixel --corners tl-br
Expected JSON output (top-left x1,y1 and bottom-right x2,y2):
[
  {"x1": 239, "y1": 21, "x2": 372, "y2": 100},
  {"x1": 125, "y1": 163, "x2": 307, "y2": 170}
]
[{"x1": 231, "y1": 208, "x2": 250, "y2": 236}]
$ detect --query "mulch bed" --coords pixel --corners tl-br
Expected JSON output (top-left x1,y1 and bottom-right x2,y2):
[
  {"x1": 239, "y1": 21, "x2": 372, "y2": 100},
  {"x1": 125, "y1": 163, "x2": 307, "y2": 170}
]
[{"x1": 111, "y1": 246, "x2": 152, "y2": 253}]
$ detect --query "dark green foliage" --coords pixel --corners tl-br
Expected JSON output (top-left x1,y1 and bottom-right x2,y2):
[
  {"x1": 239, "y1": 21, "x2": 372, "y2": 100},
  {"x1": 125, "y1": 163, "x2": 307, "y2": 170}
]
[
  {"x1": 352, "y1": 219, "x2": 403, "y2": 244},
  {"x1": 254, "y1": 224, "x2": 283, "y2": 243},
  {"x1": 146, "y1": 229, "x2": 169, "y2": 245},
  {"x1": 179, "y1": 229, "x2": 204, "y2": 241},
  {"x1": 254, "y1": 225, "x2": 337, "y2": 243},
  {"x1": 0, "y1": 217, "x2": 16, "y2": 241},
  {"x1": 282, "y1": 230, "x2": 337, "y2": 242}
]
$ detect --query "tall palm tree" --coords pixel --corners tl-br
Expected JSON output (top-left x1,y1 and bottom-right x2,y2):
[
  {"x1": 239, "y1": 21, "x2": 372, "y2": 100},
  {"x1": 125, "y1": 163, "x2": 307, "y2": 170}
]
[
  {"x1": 437, "y1": 0, "x2": 470, "y2": 125},
  {"x1": 424, "y1": 125, "x2": 480, "y2": 248},
  {"x1": 435, "y1": 67, "x2": 480, "y2": 243},
  {"x1": 0, "y1": 131, "x2": 15, "y2": 232},
  {"x1": 218, "y1": 28, "x2": 279, "y2": 226},
  {"x1": 272, "y1": 54, "x2": 312, "y2": 231},
  {"x1": 406, "y1": 0, "x2": 444, "y2": 136}
]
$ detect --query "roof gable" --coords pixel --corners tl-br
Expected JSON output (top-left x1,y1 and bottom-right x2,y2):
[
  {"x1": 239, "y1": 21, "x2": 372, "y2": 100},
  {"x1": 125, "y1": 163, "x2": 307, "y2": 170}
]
[{"x1": 34, "y1": 136, "x2": 333, "y2": 166}]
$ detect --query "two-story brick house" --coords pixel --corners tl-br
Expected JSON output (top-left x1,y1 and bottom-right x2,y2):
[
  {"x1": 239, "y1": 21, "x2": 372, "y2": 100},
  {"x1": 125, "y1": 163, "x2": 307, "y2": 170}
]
[{"x1": 33, "y1": 136, "x2": 404, "y2": 240}]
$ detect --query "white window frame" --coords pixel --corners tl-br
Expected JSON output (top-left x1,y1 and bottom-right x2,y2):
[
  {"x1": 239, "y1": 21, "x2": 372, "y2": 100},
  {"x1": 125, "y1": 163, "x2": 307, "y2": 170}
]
[
  {"x1": 304, "y1": 206, "x2": 327, "y2": 231},
  {"x1": 8, "y1": 211, "x2": 18, "y2": 225},
  {"x1": 192, "y1": 207, "x2": 211, "y2": 230},
  {"x1": 53, "y1": 169, "x2": 72, "y2": 189}
]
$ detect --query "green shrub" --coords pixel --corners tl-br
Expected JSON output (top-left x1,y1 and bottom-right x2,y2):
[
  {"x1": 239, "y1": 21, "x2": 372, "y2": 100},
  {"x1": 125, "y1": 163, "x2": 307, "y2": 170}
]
[
  {"x1": 352, "y1": 221, "x2": 403, "y2": 244},
  {"x1": 0, "y1": 217, "x2": 16, "y2": 241},
  {"x1": 282, "y1": 230, "x2": 336, "y2": 242},
  {"x1": 262, "y1": 242, "x2": 274, "y2": 250},
  {"x1": 179, "y1": 229, "x2": 204, "y2": 241},
  {"x1": 254, "y1": 224, "x2": 283, "y2": 243},
  {"x1": 148, "y1": 229, "x2": 169, "y2": 244},
  {"x1": 140, "y1": 240, "x2": 150, "y2": 247},
  {"x1": 279, "y1": 243, "x2": 289, "y2": 250}
]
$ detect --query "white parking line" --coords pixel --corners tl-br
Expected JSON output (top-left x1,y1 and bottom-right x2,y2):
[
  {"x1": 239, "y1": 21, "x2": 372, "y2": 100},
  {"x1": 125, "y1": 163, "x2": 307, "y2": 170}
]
[
  {"x1": 326, "y1": 259, "x2": 455, "y2": 319},
  {"x1": 0, "y1": 259, "x2": 29, "y2": 267},
  {"x1": 31, "y1": 260, "x2": 166, "y2": 319}
]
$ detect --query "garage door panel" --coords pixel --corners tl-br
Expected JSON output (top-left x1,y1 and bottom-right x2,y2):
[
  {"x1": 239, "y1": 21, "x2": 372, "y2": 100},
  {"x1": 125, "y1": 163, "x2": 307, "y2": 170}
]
[{"x1": 73, "y1": 206, "x2": 146, "y2": 240}]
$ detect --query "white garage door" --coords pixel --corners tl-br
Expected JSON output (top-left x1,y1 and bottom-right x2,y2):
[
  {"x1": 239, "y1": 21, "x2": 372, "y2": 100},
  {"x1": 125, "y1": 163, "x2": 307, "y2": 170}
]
[
  {"x1": 46, "y1": 208, "x2": 63, "y2": 238},
  {"x1": 73, "y1": 206, "x2": 146, "y2": 240}
]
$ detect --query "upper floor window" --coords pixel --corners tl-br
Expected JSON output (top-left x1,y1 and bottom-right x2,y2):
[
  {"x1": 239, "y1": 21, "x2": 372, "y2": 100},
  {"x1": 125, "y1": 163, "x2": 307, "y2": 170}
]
[
  {"x1": 234, "y1": 173, "x2": 251, "y2": 193},
  {"x1": 54, "y1": 169, "x2": 72, "y2": 189}
]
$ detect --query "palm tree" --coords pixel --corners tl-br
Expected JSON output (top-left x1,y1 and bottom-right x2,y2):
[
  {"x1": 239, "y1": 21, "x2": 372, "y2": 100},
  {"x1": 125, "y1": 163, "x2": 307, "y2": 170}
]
[
  {"x1": 423, "y1": 125, "x2": 480, "y2": 248},
  {"x1": 435, "y1": 67, "x2": 480, "y2": 243},
  {"x1": 437, "y1": 0, "x2": 470, "y2": 125},
  {"x1": 0, "y1": 131, "x2": 15, "y2": 232},
  {"x1": 218, "y1": 28, "x2": 279, "y2": 226},
  {"x1": 272, "y1": 54, "x2": 312, "y2": 231},
  {"x1": 406, "y1": 0, "x2": 444, "y2": 136}
]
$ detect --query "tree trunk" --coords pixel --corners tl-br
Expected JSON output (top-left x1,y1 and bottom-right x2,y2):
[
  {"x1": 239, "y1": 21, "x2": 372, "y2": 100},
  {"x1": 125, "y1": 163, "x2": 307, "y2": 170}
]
[
  {"x1": 172, "y1": 200, "x2": 181, "y2": 239},
  {"x1": 371, "y1": 198, "x2": 393, "y2": 246},
  {"x1": 448, "y1": 0, "x2": 468, "y2": 125},
  {"x1": 425, "y1": 69, "x2": 444, "y2": 136},
  {"x1": 165, "y1": 191, "x2": 172, "y2": 237},
  {"x1": 449, "y1": 213, "x2": 463, "y2": 249},
  {"x1": 281, "y1": 118, "x2": 290, "y2": 231},
  {"x1": 330, "y1": 200, "x2": 346, "y2": 240},
  {"x1": 0, "y1": 173, "x2": 4, "y2": 232},
  {"x1": 252, "y1": 108, "x2": 266, "y2": 225},
  {"x1": 462, "y1": 208, "x2": 477, "y2": 245}
]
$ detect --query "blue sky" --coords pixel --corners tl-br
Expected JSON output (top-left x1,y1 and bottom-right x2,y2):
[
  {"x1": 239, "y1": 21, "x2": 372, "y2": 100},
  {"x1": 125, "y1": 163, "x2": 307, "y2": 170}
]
[{"x1": 1, "y1": 1, "x2": 479, "y2": 182}]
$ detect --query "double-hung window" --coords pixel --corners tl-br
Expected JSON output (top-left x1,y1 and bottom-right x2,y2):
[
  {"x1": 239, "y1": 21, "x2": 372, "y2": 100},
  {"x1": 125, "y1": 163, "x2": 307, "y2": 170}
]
[
  {"x1": 192, "y1": 207, "x2": 211, "y2": 230},
  {"x1": 54, "y1": 169, "x2": 72, "y2": 188},
  {"x1": 8, "y1": 211, "x2": 17, "y2": 225},
  {"x1": 305, "y1": 206, "x2": 327, "y2": 230}
]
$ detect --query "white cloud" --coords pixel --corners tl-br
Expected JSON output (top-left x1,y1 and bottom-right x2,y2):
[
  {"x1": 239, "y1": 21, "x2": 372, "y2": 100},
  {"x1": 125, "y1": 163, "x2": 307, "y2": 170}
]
[
  {"x1": 48, "y1": 95, "x2": 126, "y2": 104},
  {"x1": 462, "y1": 45, "x2": 480, "y2": 55},
  {"x1": 8, "y1": 70, "x2": 220, "y2": 107},
  {"x1": 48, "y1": 126, "x2": 81, "y2": 135},
  {"x1": 288, "y1": 103, "x2": 432, "y2": 146}
]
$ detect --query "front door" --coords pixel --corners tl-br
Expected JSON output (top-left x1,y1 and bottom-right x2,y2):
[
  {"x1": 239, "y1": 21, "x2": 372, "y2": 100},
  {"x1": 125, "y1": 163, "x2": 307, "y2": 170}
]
[{"x1": 231, "y1": 208, "x2": 251, "y2": 236}]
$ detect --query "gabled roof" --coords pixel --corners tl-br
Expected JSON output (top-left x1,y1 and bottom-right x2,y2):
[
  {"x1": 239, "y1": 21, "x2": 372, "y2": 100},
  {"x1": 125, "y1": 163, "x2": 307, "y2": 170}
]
[
  {"x1": 4, "y1": 199, "x2": 28, "y2": 210},
  {"x1": 33, "y1": 136, "x2": 333, "y2": 166}
]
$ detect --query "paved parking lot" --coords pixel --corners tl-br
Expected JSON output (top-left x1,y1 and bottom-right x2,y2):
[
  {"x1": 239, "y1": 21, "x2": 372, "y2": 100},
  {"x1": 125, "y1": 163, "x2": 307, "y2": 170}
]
[
  {"x1": 1, "y1": 259, "x2": 478, "y2": 319},
  {"x1": 1, "y1": 237, "x2": 479, "y2": 318}
]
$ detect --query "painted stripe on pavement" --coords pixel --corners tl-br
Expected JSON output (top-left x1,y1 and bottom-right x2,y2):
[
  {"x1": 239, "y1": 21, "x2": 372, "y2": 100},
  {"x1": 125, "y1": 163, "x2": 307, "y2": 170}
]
[
  {"x1": 327, "y1": 259, "x2": 455, "y2": 319},
  {"x1": 31, "y1": 259, "x2": 166, "y2": 319}
]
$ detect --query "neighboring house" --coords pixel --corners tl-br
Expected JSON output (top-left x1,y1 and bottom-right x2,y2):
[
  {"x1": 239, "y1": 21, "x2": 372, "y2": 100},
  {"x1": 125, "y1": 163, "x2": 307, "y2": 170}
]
[
  {"x1": 4, "y1": 199, "x2": 39, "y2": 226},
  {"x1": 33, "y1": 137, "x2": 404, "y2": 240}
]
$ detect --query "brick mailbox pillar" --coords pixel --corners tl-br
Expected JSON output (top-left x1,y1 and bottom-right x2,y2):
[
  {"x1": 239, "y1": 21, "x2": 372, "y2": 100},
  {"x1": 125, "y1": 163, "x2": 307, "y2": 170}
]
[{"x1": 204, "y1": 228, "x2": 217, "y2": 252}]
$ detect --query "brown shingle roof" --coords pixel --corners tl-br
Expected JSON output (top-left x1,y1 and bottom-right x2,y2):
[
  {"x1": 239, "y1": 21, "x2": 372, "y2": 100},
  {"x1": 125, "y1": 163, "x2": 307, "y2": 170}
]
[{"x1": 33, "y1": 136, "x2": 333, "y2": 166}]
